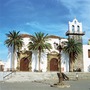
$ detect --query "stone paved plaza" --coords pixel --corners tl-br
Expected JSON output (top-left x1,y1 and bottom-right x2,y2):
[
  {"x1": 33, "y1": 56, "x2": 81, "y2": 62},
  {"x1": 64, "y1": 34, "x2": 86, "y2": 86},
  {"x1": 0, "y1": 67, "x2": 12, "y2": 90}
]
[
  {"x1": 0, "y1": 72, "x2": 90, "y2": 90},
  {"x1": 0, "y1": 80, "x2": 90, "y2": 90}
]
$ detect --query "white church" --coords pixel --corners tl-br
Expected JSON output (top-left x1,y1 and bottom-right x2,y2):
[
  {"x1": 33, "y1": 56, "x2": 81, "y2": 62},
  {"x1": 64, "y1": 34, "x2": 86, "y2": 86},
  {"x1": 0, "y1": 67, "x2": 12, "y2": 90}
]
[{"x1": 4, "y1": 18, "x2": 90, "y2": 72}]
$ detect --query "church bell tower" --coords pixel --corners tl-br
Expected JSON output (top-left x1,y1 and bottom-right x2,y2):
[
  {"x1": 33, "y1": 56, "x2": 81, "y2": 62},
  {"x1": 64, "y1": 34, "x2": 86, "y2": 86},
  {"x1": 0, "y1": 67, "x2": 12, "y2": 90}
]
[{"x1": 66, "y1": 18, "x2": 85, "y2": 71}]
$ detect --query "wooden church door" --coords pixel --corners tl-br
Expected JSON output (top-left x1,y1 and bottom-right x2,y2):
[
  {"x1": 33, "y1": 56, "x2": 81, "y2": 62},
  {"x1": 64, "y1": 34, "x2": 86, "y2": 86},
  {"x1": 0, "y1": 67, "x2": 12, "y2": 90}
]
[
  {"x1": 20, "y1": 58, "x2": 29, "y2": 71},
  {"x1": 50, "y1": 58, "x2": 58, "y2": 71}
]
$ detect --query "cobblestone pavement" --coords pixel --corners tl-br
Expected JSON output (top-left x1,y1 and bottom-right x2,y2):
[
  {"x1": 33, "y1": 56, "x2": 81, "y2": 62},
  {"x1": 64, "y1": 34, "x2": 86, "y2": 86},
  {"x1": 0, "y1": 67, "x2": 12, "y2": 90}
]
[{"x1": 0, "y1": 80, "x2": 90, "y2": 90}]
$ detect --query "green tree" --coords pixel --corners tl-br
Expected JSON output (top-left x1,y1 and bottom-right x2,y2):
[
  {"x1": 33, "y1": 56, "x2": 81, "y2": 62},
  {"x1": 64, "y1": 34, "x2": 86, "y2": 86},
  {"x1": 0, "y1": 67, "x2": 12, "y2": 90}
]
[
  {"x1": 28, "y1": 32, "x2": 52, "y2": 71},
  {"x1": 5, "y1": 30, "x2": 23, "y2": 71},
  {"x1": 64, "y1": 38, "x2": 82, "y2": 72}
]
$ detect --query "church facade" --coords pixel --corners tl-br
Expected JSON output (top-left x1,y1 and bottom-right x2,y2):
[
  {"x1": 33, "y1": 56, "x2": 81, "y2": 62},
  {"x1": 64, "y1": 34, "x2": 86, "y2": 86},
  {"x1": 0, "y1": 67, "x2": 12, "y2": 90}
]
[
  {"x1": 5, "y1": 34, "x2": 69, "y2": 72},
  {"x1": 4, "y1": 18, "x2": 90, "y2": 72}
]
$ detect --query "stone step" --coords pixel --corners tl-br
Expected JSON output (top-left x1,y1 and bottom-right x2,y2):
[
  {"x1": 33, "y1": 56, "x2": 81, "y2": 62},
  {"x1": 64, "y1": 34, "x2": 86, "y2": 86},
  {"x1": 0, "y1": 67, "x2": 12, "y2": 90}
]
[{"x1": 5, "y1": 72, "x2": 90, "y2": 82}]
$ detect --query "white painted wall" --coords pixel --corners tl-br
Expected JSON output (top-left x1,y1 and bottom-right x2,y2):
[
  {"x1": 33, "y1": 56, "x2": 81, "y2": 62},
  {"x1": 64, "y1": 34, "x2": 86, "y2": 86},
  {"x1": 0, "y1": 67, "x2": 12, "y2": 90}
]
[
  {"x1": 61, "y1": 51, "x2": 69, "y2": 72},
  {"x1": 4, "y1": 47, "x2": 12, "y2": 71},
  {"x1": 22, "y1": 37, "x2": 30, "y2": 51},
  {"x1": 4, "y1": 46, "x2": 18, "y2": 71},
  {"x1": 32, "y1": 50, "x2": 38, "y2": 71},
  {"x1": 31, "y1": 51, "x2": 48, "y2": 72},
  {"x1": 83, "y1": 45, "x2": 90, "y2": 72}
]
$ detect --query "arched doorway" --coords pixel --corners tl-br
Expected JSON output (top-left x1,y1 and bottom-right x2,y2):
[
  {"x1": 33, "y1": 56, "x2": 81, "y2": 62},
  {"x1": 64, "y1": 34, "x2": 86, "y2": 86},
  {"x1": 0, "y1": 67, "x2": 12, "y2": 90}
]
[
  {"x1": 20, "y1": 57, "x2": 29, "y2": 71},
  {"x1": 50, "y1": 58, "x2": 58, "y2": 71}
]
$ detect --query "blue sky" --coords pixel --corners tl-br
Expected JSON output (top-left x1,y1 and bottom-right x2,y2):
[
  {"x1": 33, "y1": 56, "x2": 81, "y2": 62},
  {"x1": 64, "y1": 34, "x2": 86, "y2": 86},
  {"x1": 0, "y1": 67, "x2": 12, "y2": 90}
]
[{"x1": 0, "y1": 0, "x2": 90, "y2": 61}]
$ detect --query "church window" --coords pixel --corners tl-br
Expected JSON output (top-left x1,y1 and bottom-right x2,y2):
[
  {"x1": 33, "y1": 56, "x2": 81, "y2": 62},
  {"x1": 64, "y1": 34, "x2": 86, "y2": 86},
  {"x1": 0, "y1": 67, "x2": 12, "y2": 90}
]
[
  {"x1": 88, "y1": 50, "x2": 90, "y2": 58},
  {"x1": 77, "y1": 26, "x2": 80, "y2": 32},
  {"x1": 72, "y1": 25, "x2": 75, "y2": 33}
]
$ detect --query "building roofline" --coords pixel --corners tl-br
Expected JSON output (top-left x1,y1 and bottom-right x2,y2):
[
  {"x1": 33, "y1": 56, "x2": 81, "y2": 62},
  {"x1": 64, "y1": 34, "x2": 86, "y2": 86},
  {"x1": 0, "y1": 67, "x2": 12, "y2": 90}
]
[
  {"x1": 20, "y1": 34, "x2": 33, "y2": 38},
  {"x1": 47, "y1": 35, "x2": 65, "y2": 39}
]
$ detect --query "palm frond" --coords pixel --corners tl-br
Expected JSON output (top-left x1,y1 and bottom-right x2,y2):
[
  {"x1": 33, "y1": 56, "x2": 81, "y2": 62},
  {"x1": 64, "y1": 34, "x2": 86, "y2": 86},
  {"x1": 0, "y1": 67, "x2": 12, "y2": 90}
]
[
  {"x1": 28, "y1": 32, "x2": 52, "y2": 52},
  {"x1": 5, "y1": 30, "x2": 23, "y2": 52},
  {"x1": 64, "y1": 38, "x2": 82, "y2": 61}
]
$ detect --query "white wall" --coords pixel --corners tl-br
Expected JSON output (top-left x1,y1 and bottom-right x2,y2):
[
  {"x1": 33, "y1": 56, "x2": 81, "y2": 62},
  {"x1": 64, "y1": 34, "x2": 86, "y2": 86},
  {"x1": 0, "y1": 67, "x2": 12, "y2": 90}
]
[
  {"x1": 31, "y1": 51, "x2": 47, "y2": 72},
  {"x1": 61, "y1": 51, "x2": 69, "y2": 72},
  {"x1": 83, "y1": 45, "x2": 90, "y2": 72},
  {"x1": 22, "y1": 38, "x2": 30, "y2": 51},
  {"x1": 4, "y1": 46, "x2": 18, "y2": 71},
  {"x1": 4, "y1": 46, "x2": 12, "y2": 71},
  {"x1": 32, "y1": 50, "x2": 38, "y2": 71}
]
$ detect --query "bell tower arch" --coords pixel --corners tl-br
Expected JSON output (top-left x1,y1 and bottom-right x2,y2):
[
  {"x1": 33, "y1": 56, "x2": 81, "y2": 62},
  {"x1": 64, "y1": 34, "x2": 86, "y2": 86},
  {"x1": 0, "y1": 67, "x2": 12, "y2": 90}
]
[{"x1": 66, "y1": 18, "x2": 84, "y2": 42}]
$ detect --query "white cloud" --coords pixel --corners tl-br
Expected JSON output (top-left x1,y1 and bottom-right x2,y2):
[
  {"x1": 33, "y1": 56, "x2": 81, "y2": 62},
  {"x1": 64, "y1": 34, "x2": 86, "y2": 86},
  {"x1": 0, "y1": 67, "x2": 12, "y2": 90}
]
[{"x1": 25, "y1": 22, "x2": 39, "y2": 26}]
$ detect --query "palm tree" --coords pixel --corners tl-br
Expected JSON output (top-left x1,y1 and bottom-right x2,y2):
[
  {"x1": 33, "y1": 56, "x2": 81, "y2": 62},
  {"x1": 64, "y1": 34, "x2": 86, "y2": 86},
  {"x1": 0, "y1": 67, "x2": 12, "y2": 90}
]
[
  {"x1": 28, "y1": 32, "x2": 52, "y2": 71},
  {"x1": 5, "y1": 30, "x2": 23, "y2": 71},
  {"x1": 64, "y1": 38, "x2": 82, "y2": 72}
]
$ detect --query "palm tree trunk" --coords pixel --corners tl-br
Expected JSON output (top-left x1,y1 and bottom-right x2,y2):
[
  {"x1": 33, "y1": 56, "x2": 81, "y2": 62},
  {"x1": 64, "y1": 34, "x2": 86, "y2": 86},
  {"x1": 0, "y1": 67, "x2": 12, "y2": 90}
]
[
  {"x1": 38, "y1": 50, "x2": 41, "y2": 71},
  {"x1": 69, "y1": 61, "x2": 73, "y2": 72},
  {"x1": 69, "y1": 53, "x2": 74, "y2": 72},
  {"x1": 11, "y1": 45, "x2": 15, "y2": 71},
  {"x1": 11, "y1": 51, "x2": 15, "y2": 71}
]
